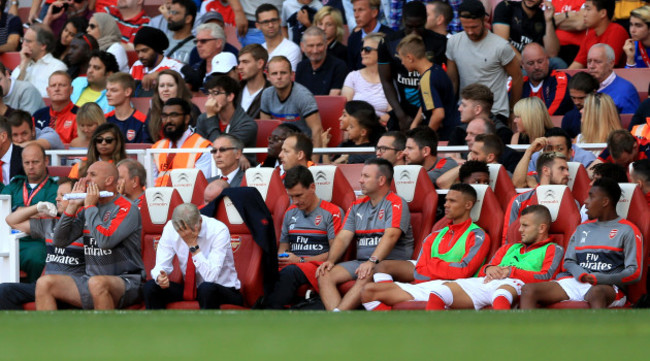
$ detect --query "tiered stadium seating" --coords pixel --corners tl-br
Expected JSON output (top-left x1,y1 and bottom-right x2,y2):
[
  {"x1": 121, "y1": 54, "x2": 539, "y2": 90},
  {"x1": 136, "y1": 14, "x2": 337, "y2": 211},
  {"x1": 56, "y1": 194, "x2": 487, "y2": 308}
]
[
  {"x1": 567, "y1": 162, "x2": 590, "y2": 204},
  {"x1": 314, "y1": 96, "x2": 346, "y2": 147},
  {"x1": 254, "y1": 119, "x2": 281, "y2": 163},
  {"x1": 308, "y1": 165, "x2": 356, "y2": 213},
  {"x1": 487, "y1": 163, "x2": 516, "y2": 212},
  {"x1": 240, "y1": 167, "x2": 290, "y2": 243}
]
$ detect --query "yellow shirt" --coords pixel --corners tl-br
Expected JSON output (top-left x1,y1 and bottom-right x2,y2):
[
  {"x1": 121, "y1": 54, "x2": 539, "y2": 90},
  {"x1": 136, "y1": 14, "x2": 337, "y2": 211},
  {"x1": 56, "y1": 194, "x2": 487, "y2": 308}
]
[{"x1": 76, "y1": 87, "x2": 102, "y2": 107}]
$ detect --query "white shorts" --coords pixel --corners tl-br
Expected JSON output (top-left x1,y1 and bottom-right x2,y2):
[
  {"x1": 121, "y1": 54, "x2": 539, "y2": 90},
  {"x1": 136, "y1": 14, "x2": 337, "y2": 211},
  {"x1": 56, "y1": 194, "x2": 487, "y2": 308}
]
[
  {"x1": 454, "y1": 277, "x2": 525, "y2": 310},
  {"x1": 554, "y1": 278, "x2": 626, "y2": 307},
  {"x1": 395, "y1": 280, "x2": 447, "y2": 302}
]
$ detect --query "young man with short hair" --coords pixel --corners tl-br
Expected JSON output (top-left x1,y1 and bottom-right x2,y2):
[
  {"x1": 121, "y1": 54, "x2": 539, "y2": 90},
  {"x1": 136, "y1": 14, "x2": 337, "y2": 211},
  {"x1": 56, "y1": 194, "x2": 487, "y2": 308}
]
[
  {"x1": 71, "y1": 50, "x2": 120, "y2": 113},
  {"x1": 237, "y1": 44, "x2": 270, "y2": 119},
  {"x1": 403, "y1": 126, "x2": 458, "y2": 187},
  {"x1": 257, "y1": 3, "x2": 302, "y2": 71},
  {"x1": 560, "y1": 72, "x2": 599, "y2": 138},
  {"x1": 8, "y1": 110, "x2": 63, "y2": 150},
  {"x1": 105, "y1": 72, "x2": 149, "y2": 143}
]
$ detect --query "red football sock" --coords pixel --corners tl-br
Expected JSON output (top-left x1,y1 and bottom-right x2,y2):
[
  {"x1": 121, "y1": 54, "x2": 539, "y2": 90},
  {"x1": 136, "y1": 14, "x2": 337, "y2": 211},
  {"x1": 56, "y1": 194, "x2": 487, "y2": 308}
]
[
  {"x1": 373, "y1": 302, "x2": 392, "y2": 311},
  {"x1": 492, "y1": 295, "x2": 512, "y2": 310},
  {"x1": 426, "y1": 293, "x2": 446, "y2": 310}
]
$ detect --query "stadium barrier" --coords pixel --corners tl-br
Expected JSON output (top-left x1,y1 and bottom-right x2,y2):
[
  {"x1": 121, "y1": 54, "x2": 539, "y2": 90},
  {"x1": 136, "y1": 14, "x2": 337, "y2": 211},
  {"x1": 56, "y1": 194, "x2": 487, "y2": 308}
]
[{"x1": 0, "y1": 195, "x2": 21, "y2": 283}]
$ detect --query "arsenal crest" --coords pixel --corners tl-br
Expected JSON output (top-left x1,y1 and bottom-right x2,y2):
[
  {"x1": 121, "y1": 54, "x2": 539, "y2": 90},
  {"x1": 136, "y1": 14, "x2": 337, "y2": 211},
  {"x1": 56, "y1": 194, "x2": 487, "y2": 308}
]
[
  {"x1": 378, "y1": 209, "x2": 385, "y2": 220},
  {"x1": 230, "y1": 235, "x2": 241, "y2": 253},
  {"x1": 127, "y1": 130, "x2": 136, "y2": 141},
  {"x1": 609, "y1": 229, "x2": 618, "y2": 239},
  {"x1": 64, "y1": 120, "x2": 72, "y2": 129},
  {"x1": 315, "y1": 215, "x2": 322, "y2": 226},
  {"x1": 103, "y1": 211, "x2": 111, "y2": 223}
]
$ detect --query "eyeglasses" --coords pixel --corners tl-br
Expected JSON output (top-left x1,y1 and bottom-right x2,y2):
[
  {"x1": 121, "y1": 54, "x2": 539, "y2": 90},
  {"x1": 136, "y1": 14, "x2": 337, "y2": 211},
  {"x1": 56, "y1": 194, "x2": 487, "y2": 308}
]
[
  {"x1": 168, "y1": 10, "x2": 183, "y2": 15},
  {"x1": 257, "y1": 18, "x2": 279, "y2": 26},
  {"x1": 361, "y1": 46, "x2": 377, "y2": 53},
  {"x1": 194, "y1": 38, "x2": 218, "y2": 45},
  {"x1": 205, "y1": 90, "x2": 227, "y2": 97},
  {"x1": 268, "y1": 135, "x2": 286, "y2": 143},
  {"x1": 88, "y1": 23, "x2": 97, "y2": 29},
  {"x1": 95, "y1": 137, "x2": 115, "y2": 144},
  {"x1": 210, "y1": 147, "x2": 237, "y2": 154},
  {"x1": 161, "y1": 112, "x2": 185, "y2": 119},
  {"x1": 376, "y1": 146, "x2": 399, "y2": 153}
]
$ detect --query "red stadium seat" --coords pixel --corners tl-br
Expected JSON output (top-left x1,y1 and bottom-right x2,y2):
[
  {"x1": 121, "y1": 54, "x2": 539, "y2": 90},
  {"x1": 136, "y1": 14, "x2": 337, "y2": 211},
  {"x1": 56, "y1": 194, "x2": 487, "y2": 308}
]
[
  {"x1": 0, "y1": 52, "x2": 20, "y2": 70},
  {"x1": 550, "y1": 115, "x2": 562, "y2": 128},
  {"x1": 505, "y1": 185, "x2": 581, "y2": 249},
  {"x1": 487, "y1": 163, "x2": 516, "y2": 212},
  {"x1": 337, "y1": 163, "x2": 364, "y2": 192},
  {"x1": 621, "y1": 114, "x2": 633, "y2": 130},
  {"x1": 140, "y1": 187, "x2": 184, "y2": 281},
  {"x1": 240, "y1": 167, "x2": 290, "y2": 243},
  {"x1": 131, "y1": 97, "x2": 151, "y2": 114},
  {"x1": 193, "y1": 97, "x2": 208, "y2": 113},
  {"x1": 309, "y1": 165, "x2": 356, "y2": 213},
  {"x1": 314, "y1": 96, "x2": 346, "y2": 147},
  {"x1": 162, "y1": 168, "x2": 209, "y2": 206},
  {"x1": 17, "y1": 7, "x2": 30, "y2": 23},
  {"x1": 254, "y1": 119, "x2": 281, "y2": 163},
  {"x1": 47, "y1": 166, "x2": 72, "y2": 178},
  {"x1": 567, "y1": 162, "x2": 590, "y2": 204},
  {"x1": 548, "y1": 183, "x2": 650, "y2": 308},
  {"x1": 392, "y1": 165, "x2": 438, "y2": 258}
]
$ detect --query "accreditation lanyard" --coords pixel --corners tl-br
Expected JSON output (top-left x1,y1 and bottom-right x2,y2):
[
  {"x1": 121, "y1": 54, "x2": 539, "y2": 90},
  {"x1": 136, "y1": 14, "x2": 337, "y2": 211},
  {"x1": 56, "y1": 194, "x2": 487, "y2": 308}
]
[{"x1": 23, "y1": 178, "x2": 48, "y2": 206}]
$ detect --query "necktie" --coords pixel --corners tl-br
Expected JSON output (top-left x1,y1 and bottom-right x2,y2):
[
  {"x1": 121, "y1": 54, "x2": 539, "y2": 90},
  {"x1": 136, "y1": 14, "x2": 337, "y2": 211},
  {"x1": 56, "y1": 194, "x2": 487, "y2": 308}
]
[
  {"x1": 221, "y1": 175, "x2": 228, "y2": 181},
  {"x1": 183, "y1": 251, "x2": 197, "y2": 301}
]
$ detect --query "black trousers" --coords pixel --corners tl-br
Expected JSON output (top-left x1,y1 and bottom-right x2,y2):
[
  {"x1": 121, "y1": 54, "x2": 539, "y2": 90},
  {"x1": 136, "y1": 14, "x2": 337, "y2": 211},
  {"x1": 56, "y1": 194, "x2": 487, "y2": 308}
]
[
  {"x1": 265, "y1": 265, "x2": 309, "y2": 309},
  {"x1": 143, "y1": 280, "x2": 243, "y2": 309},
  {"x1": 0, "y1": 283, "x2": 36, "y2": 310}
]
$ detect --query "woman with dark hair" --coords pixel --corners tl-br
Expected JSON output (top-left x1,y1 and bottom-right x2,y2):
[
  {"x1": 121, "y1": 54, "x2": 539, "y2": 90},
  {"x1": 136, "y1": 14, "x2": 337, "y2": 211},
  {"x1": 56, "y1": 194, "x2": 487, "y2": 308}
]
[
  {"x1": 68, "y1": 123, "x2": 127, "y2": 178},
  {"x1": 147, "y1": 69, "x2": 200, "y2": 142},
  {"x1": 87, "y1": 12, "x2": 129, "y2": 73},
  {"x1": 52, "y1": 17, "x2": 88, "y2": 60}
]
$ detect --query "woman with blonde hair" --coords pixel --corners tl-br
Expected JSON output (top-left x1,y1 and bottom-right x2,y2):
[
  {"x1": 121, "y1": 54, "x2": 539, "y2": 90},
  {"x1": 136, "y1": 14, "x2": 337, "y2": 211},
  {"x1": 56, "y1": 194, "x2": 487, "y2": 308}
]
[
  {"x1": 624, "y1": 5, "x2": 650, "y2": 68},
  {"x1": 147, "y1": 70, "x2": 200, "y2": 142},
  {"x1": 69, "y1": 103, "x2": 106, "y2": 148},
  {"x1": 341, "y1": 32, "x2": 390, "y2": 124},
  {"x1": 511, "y1": 97, "x2": 554, "y2": 144},
  {"x1": 578, "y1": 93, "x2": 622, "y2": 145},
  {"x1": 314, "y1": 6, "x2": 348, "y2": 63},
  {"x1": 86, "y1": 13, "x2": 129, "y2": 72}
]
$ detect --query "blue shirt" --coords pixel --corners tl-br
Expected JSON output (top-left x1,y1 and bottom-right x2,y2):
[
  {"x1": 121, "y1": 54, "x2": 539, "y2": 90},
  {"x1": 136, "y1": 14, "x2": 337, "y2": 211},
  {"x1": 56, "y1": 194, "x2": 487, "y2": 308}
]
[
  {"x1": 70, "y1": 77, "x2": 113, "y2": 114},
  {"x1": 106, "y1": 109, "x2": 151, "y2": 143}
]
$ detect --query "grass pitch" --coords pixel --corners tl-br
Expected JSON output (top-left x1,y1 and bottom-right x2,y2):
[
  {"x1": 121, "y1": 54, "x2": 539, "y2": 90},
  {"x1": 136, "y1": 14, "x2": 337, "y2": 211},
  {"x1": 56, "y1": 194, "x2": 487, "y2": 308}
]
[{"x1": 1, "y1": 310, "x2": 648, "y2": 360}]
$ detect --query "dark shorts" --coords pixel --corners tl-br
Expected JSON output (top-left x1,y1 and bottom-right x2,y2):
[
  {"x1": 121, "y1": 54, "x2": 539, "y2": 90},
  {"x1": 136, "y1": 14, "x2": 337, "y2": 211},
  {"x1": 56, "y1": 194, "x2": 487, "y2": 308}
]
[
  {"x1": 72, "y1": 274, "x2": 143, "y2": 310},
  {"x1": 338, "y1": 260, "x2": 365, "y2": 280}
]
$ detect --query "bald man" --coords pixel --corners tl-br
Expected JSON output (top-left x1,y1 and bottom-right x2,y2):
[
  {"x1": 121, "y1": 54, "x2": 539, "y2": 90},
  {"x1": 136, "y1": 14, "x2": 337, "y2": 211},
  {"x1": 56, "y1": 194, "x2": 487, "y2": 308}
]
[
  {"x1": 520, "y1": 43, "x2": 573, "y2": 116},
  {"x1": 35, "y1": 161, "x2": 145, "y2": 310}
]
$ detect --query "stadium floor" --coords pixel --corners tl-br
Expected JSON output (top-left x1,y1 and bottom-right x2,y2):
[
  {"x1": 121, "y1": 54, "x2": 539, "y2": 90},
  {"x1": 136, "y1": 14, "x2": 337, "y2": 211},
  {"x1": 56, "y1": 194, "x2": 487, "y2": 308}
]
[{"x1": 1, "y1": 310, "x2": 649, "y2": 360}]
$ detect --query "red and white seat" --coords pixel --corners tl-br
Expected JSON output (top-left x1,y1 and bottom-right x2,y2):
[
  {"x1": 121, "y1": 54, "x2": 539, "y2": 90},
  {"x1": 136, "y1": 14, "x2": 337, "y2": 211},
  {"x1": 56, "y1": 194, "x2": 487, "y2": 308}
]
[
  {"x1": 567, "y1": 162, "x2": 590, "y2": 204},
  {"x1": 161, "y1": 168, "x2": 209, "y2": 206},
  {"x1": 240, "y1": 167, "x2": 289, "y2": 243},
  {"x1": 487, "y1": 163, "x2": 516, "y2": 212}
]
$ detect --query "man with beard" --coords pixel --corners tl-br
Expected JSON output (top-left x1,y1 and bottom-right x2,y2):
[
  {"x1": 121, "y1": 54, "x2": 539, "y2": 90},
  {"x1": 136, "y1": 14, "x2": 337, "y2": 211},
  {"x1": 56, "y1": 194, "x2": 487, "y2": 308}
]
[
  {"x1": 520, "y1": 43, "x2": 573, "y2": 116},
  {"x1": 151, "y1": 98, "x2": 213, "y2": 186},
  {"x1": 165, "y1": 0, "x2": 197, "y2": 65},
  {"x1": 70, "y1": 51, "x2": 120, "y2": 113},
  {"x1": 130, "y1": 27, "x2": 184, "y2": 94}
]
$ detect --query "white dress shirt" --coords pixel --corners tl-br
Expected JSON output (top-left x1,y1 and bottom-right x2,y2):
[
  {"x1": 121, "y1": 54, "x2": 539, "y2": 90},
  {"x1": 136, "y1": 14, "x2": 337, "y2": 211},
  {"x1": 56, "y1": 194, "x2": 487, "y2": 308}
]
[
  {"x1": 1, "y1": 143, "x2": 13, "y2": 185},
  {"x1": 10, "y1": 53, "x2": 67, "y2": 98},
  {"x1": 151, "y1": 215, "x2": 241, "y2": 289}
]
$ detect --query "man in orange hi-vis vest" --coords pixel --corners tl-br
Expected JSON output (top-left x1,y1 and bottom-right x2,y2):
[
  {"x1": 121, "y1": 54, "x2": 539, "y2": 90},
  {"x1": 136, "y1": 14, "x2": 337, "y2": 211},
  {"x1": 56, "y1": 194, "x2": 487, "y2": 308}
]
[{"x1": 152, "y1": 98, "x2": 213, "y2": 186}]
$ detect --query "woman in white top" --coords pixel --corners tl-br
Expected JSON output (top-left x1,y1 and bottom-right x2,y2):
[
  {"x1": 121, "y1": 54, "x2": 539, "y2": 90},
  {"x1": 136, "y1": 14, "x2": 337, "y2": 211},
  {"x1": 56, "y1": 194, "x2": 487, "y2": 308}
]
[
  {"x1": 341, "y1": 32, "x2": 390, "y2": 126},
  {"x1": 87, "y1": 13, "x2": 129, "y2": 73}
]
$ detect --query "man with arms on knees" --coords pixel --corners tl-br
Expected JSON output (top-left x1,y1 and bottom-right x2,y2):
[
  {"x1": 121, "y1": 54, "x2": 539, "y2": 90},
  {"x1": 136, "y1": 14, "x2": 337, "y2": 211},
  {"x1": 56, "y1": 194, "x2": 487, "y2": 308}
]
[
  {"x1": 260, "y1": 56, "x2": 323, "y2": 163},
  {"x1": 504, "y1": 151, "x2": 571, "y2": 242},
  {"x1": 425, "y1": 205, "x2": 563, "y2": 310},
  {"x1": 375, "y1": 131, "x2": 406, "y2": 166},
  {"x1": 116, "y1": 158, "x2": 146, "y2": 206},
  {"x1": 36, "y1": 161, "x2": 144, "y2": 310},
  {"x1": 0, "y1": 177, "x2": 84, "y2": 309},
  {"x1": 521, "y1": 178, "x2": 643, "y2": 309},
  {"x1": 588, "y1": 130, "x2": 650, "y2": 177},
  {"x1": 403, "y1": 126, "x2": 457, "y2": 188},
  {"x1": 360, "y1": 183, "x2": 489, "y2": 310},
  {"x1": 262, "y1": 166, "x2": 343, "y2": 309},
  {"x1": 317, "y1": 158, "x2": 414, "y2": 311},
  {"x1": 144, "y1": 203, "x2": 242, "y2": 309},
  {"x1": 437, "y1": 160, "x2": 491, "y2": 189},
  {"x1": 513, "y1": 128, "x2": 595, "y2": 188},
  {"x1": 1, "y1": 143, "x2": 58, "y2": 282}
]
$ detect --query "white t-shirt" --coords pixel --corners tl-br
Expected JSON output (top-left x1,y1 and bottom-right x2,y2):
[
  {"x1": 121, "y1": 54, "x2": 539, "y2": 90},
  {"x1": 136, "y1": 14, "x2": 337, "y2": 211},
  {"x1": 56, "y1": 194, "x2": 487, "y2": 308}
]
[
  {"x1": 108, "y1": 42, "x2": 129, "y2": 73},
  {"x1": 343, "y1": 70, "x2": 389, "y2": 116},
  {"x1": 264, "y1": 38, "x2": 302, "y2": 72},
  {"x1": 240, "y1": 84, "x2": 263, "y2": 112}
]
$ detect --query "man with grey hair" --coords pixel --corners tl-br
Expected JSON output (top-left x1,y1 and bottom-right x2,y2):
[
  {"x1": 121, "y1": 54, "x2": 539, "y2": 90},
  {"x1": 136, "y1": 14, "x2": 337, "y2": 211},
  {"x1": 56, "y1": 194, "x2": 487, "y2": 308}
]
[
  {"x1": 11, "y1": 24, "x2": 67, "y2": 97},
  {"x1": 116, "y1": 158, "x2": 146, "y2": 206},
  {"x1": 193, "y1": 22, "x2": 227, "y2": 82},
  {"x1": 586, "y1": 43, "x2": 639, "y2": 114},
  {"x1": 295, "y1": 26, "x2": 347, "y2": 96},
  {"x1": 144, "y1": 202, "x2": 242, "y2": 309},
  {"x1": 209, "y1": 134, "x2": 245, "y2": 187}
]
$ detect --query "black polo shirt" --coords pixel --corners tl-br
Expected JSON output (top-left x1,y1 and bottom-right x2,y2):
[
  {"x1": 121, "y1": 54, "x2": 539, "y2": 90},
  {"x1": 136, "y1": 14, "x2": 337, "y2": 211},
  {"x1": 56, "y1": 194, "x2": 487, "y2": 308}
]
[{"x1": 295, "y1": 54, "x2": 348, "y2": 96}]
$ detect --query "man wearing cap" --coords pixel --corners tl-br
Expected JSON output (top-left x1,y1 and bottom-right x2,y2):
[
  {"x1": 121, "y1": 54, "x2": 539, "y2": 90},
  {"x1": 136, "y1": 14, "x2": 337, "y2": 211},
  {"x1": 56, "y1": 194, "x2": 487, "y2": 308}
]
[
  {"x1": 446, "y1": 0, "x2": 522, "y2": 123},
  {"x1": 130, "y1": 26, "x2": 185, "y2": 95},
  {"x1": 165, "y1": 0, "x2": 198, "y2": 65}
]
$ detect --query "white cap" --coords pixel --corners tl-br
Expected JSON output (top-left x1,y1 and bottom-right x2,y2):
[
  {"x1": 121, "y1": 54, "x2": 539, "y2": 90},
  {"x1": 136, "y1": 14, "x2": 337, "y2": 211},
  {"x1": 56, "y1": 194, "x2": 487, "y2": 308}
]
[{"x1": 210, "y1": 52, "x2": 238, "y2": 74}]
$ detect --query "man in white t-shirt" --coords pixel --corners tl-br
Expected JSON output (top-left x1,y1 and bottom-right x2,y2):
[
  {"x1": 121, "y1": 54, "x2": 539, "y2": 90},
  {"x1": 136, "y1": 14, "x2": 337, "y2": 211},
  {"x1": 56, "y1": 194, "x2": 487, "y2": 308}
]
[{"x1": 256, "y1": 3, "x2": 302, "y2": 71}]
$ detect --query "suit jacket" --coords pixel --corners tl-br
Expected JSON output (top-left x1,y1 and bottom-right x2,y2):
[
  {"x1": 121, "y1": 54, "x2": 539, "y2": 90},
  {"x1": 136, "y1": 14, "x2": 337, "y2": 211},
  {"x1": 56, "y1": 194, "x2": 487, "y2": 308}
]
[
  {"x1": 9, "y1": 144, "x2": 24, "y2": 180},
  {"x1": 207, "y1": 167, "x2": 245, "y2": 188}
]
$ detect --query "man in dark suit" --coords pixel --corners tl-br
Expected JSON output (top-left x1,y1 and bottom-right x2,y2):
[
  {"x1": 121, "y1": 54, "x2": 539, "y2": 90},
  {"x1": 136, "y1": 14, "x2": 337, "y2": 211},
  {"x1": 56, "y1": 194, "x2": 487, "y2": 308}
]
[
  {"x1": 347, "y1": 0, "x2": 393, "y2": 71},
  {"x1": 208, "y1": 134, "x2": 245, "y2": 188},
  {"x1": 0, "y1": 118, "x2": 25, "y2": 191}
]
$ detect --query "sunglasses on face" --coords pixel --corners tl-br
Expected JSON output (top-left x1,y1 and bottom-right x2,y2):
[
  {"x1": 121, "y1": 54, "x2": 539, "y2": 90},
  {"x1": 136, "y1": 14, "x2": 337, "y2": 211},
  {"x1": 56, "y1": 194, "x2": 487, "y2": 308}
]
[
  {"x1": 95, "y1": 137, "x2": 115, "y2": 144},
  {"x1": 210, "y1": 147, "x2": 236, "y2": 154},
  {"x1": 361, "y1": 46, "x2": 377, "y2": 53}
]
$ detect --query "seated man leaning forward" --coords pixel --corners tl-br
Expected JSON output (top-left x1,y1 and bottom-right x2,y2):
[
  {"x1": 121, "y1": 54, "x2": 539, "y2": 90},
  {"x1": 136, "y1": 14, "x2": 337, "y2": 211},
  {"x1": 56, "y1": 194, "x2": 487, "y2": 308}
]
[
  {"x1": 360, "y1": 183, "x2": 490, "y2": 311},
  {"x1": 425, "y1": 205, "x2": 563, "y2": 310},
  {"x1": 144, "y1": 203, "x2": 242, "y2": 309},
  {"x1": 316, "y1": 158, "x2": 414, "y2": 311},
  {"x1": 520, "y1": 178, "x2": 643, "y2": 309},
  {"x1": 35, "y1": 161, "x2": 145, "y2": 310},
  {"x1": 262, "y1": 165, "x2": 343, "y2": 309}
]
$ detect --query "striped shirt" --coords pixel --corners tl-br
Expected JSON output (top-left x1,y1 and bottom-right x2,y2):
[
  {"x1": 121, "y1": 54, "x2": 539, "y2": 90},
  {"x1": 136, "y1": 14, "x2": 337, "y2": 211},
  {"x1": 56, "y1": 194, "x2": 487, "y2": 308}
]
[{"x1": 103, "y1": 6, "x2": 150, "y2": 44}]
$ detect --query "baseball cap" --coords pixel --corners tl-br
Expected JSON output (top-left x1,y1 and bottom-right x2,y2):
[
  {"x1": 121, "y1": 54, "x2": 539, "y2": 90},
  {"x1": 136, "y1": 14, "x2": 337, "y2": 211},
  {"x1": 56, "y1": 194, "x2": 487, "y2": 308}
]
[
  {"x1": 210, "y1": 52, "x2": 238, "y2": 74},
  {"x1": 458, "y1": 0, "x2": 486, "y2": 19},
  {"x1": 199, "y1": 11, "x2": 224, "y2": 25}
]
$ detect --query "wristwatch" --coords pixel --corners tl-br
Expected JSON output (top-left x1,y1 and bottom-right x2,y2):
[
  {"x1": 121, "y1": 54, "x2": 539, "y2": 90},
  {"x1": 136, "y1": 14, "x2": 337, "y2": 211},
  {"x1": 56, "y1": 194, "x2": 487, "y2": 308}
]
[
  {"x1": 368, "y1": 256, "x2": 380, "y2": 264},
  {"x1": 189, "y1": 245, "x2": 200, "y2": 253}
]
